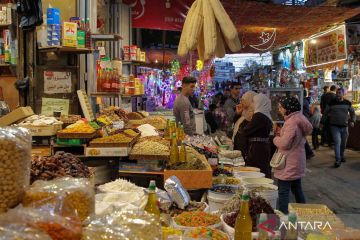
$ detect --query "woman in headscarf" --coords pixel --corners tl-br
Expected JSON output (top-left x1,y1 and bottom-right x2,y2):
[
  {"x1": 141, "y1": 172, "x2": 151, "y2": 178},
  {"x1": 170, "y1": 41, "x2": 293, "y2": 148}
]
[
  {"x1": 232, "y1": 91, "x2": 257, "y2": 162},
  {"x1": 274, "y1": 96, "x2": 313, "y2": 214},
  {"x1": 240, "y1": 93, "x2": 273, "y2": 178}
]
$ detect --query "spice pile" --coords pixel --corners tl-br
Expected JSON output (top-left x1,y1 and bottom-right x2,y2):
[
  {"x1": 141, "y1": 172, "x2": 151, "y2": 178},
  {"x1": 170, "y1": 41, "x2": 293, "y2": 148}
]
[
  {"x1": 58, "y1": 122, "x2": 95, "y2": 134},
  {"x1": 174, "y1": 211, "x2": 220, "y2": 227},
  {"x1": 31, "y1": 152, "x2": 90, "y2": 183},
  {"x1": 184, "y1": 227, "x2": 228, "y2": 240}
]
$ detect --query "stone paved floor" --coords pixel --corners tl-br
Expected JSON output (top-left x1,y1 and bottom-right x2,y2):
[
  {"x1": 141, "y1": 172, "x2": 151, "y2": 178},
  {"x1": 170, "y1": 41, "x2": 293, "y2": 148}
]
[{"x1": 300, "y1": 146, "x2": 360, "y2": 229}]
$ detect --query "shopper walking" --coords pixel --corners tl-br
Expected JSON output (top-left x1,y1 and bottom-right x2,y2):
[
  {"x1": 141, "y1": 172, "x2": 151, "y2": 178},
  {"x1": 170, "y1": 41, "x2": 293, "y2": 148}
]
[
  {"x1": 232, "y1": 91, "x2": 257, "y2": 163},
  {"x1": 321, "y1": 88, "x2": 356, "y2": 168},
  {"x1": 303, "y1": 90, "x2": 315, "y2": 159},
  {"x1": 240, "y1": 93, "x2": 272, "y2": 178},
  {"x1": 224, "y1": 82, "x2": 241, "y2": 137},
  {"x1": 320, "y1": 86, "x2": 329, "y2": 114},
  {"x1": 173, "y1": 77, "x2": 197, "y2": 136},
  {"x1": 320, "y1": 85, "x2": 337, "y2": 146},
  {"x1": 273, "y1": 96, "x2": 313, "y2": 214},
  {"x1": 310, "y1": 106, "x2": 322, "y2": 150}
]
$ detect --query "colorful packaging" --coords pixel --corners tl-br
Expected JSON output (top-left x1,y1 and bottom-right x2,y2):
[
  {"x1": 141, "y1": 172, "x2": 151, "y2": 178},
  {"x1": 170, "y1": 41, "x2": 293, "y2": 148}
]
[
  {"x1": 77, "y1": 30, "x2": 85, "y2": 48},
  {"x1": 62, "y1": 22, "x2": 78, "y2": 47},
  {"x1": 47, "y1": 8, "x2": 60, "y2": 25}
]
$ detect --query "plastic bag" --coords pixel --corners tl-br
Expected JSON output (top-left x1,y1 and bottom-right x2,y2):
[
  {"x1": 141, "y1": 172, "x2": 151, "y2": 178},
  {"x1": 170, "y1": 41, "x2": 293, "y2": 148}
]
[
  {"x1": 0, "y1": 127, "x2": 31, "y2": 213},
  {"x1": 164, "y1": 176, "x2": 190, "y2": 210},
  {"x1": 0, "y1": 208, "x2": 82, "y2": 240},
  {"x1": 22, "y1": 177, "x2": 95, "y2": 221},
  {"x1": 83, "y1": 211, "x2": 162, "y2": 240},
  {"x1": 0, "y1": 223, "x2": 52, "y2": 240}
]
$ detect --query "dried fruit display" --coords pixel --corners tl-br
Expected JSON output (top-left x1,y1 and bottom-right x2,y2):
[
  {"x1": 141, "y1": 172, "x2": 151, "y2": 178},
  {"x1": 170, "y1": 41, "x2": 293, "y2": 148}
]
[
  {"x1": 222, "y1": 193, "x2": 275, "y2": 231},
  {"x1": 91, "y1": 133, "x2": 132, "y2": 144},
  {"x1": 31, "y1": 152, "x2": 90, "y2": 183},
  {"x1": 184, "y1": 227, "x2": 228, "y2": 240},
  {"x1": 130, "y1": 140, "x2": 169, "y2": 156},
  {"x1": 59, "y1": 122, "x2": 95, "y2": 134},
  {"x1": 161, "y1": 201, "x2": 207, "y2": 217}
]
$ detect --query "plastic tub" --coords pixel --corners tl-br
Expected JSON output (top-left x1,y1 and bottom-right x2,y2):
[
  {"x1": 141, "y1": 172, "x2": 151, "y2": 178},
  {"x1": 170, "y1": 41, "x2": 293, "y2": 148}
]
[
  {"x1": 243, "y1": 183, "x2": 278, "y2": 209},
  {"x1": 208, "y1": 185, "x2": 237, "y2": 200},
  {"x1": 233, "y1": 166, "x2": 260, "y2": 172},
  {"x1": 242, "y1": 177, "x2": 274, "y2": 185},
  {"x1": 233, "y1": 171, "x2": 265, "y2": 179},
  {"x1": 208, "y1": 194, "x2": 230, "y2": 213}
]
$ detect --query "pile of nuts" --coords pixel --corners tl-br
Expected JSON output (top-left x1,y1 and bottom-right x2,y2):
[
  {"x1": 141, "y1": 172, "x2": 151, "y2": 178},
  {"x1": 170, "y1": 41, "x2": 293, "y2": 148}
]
[
  {"x1": 0, "y1": 128, "x2": 31, "y2": 213},
  {"x1": 31, "y1": 152, "x2": 90, "y2": 183},
  {"x1": 130, "y1": 140, "x2": 169, "y2": 156},
  {"x1": 91, "y1": 133, "x2": 132, "y2": 144}
]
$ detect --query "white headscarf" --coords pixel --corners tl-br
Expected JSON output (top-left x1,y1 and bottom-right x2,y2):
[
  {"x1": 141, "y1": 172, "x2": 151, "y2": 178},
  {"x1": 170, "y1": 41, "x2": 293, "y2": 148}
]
[
  {"x1": 253, "y1": 93, "x2": 272, "y2": 121},
  {"x1": 232, "y1": 91, "x2": 257, "y2": 142}
]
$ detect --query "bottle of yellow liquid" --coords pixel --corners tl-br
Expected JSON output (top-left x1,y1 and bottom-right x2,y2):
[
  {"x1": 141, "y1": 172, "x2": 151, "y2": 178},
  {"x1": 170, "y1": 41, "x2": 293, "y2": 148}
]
[
  {"x1": 164, "y1": 119, "x2": 170, "y2": 138},
  {"x1": 179, "y1": 141, "x2": 186, "y2": 163},
  {"x1": 285, "y1": 212, "x2": 298, "y2": 240},
  {"x1": 235, "y1": 190, "x2": 252, "y2": 240},
  {"x1": 170, "y1": 133, "x2": 179, "y2": 164},
  {"x1": 178, "y1": 123, "x2": 185, "y2": 141},
  {"x1": 144, "y1": 180, "x2": 160, "y2": 217}
]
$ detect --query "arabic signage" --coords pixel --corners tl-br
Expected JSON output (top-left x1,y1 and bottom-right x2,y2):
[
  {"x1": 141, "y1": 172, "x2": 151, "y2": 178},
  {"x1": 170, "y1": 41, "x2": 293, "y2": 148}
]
[
  {"x1": 123, "y1": 0, "x2": 193, "y2": 31},
  {"x1": 44, "y1": 71, "x2": 72, "y2": 94},
  {"x1": 41, "y1": 98, "x2": 70, "y2": 116},
  {"x1": 304, "y1": 25, "x2": 347, "y2": 68}
]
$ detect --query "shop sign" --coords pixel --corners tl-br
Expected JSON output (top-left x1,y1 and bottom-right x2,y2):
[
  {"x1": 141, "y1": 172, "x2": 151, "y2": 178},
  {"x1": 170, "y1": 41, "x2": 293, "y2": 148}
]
[
  {"x1": 304, "y1": 25, "x2": 347, "y2": 68},
  {"x1": 123, "y1": 0, "x2": 193, "y2": 31},
  {"x1": 44, "y1": 71, "x2": 72, "y2": 94},
  {"x1": 41, "y1": 98, "x2": 70, "y2": 116}
]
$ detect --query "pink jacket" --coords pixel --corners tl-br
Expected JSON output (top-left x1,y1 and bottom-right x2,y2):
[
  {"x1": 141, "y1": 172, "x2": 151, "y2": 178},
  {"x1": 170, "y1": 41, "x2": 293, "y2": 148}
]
[{"x1": 273, "y1": 112, "x2": 313, "y2": 181}]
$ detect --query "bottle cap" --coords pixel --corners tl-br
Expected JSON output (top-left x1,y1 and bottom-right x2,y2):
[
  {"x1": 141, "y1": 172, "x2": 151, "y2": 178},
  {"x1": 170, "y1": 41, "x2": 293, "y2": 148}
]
[
  {"x1": 149, "y1": 180, "x2": 156, "y2": 191},
  {"x1": 288, "y1": 211, "x2": 297, "y2": 223},
  {"x1": 242, "y1": 190, "x2": 250, "y2": 201}
]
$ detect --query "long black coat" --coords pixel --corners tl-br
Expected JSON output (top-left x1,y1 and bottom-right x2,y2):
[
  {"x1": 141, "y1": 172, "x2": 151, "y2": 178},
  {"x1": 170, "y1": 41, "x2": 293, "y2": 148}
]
[{"x1": 240, "y1": 113, "x2": 272, "y2": 178}]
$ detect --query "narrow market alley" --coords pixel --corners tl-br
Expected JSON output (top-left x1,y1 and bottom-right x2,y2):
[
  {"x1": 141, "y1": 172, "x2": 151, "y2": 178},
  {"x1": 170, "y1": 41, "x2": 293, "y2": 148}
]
[{"x1": 302, "y1": 146, "x2": 360, "y2": 228}]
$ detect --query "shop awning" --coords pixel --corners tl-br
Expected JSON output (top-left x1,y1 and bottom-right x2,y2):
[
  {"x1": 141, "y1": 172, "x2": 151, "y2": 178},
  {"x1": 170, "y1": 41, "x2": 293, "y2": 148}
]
[{"x1": 222, "y1": 1, "x2": 360, "y2": 53}]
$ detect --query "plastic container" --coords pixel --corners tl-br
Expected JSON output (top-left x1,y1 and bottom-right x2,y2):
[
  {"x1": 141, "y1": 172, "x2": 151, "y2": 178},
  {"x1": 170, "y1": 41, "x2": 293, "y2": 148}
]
[
  {"x1": 208, "y1": 194, "x2": 229, "y2": 212},
  {"x1": 233, "y1": 166, "x2": 260, "y2": 172},
  {"x1": 242, "y1": 177, "x2": 274, "y2": 185},
  {"x1": 233, "y1": 171, "x2": 265, "y2": 179},
  {"x1": 243, "y1": 183, "x2": 278, "y2": 209},
  {"x1": 208, "y1": 185, "x2": 237, "y2": 200}
]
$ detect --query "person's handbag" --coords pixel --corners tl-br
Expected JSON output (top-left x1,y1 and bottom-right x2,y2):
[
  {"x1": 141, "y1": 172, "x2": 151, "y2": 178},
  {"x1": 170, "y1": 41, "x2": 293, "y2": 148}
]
[{"x1": 270, "y1": 150, "x2": 287, "y2": 170}]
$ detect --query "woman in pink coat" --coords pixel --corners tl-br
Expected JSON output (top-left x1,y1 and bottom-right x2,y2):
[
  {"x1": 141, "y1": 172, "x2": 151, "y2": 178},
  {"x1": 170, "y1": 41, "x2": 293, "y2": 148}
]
[{"x1": 273, "y1": 96, "x2": 313, "y2": 214}]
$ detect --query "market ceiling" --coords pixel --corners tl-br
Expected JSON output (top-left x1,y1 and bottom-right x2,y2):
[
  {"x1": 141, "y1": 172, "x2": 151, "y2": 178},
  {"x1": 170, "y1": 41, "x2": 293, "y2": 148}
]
[{"x1": 124, "y1": 0, "x2": 360, "y2": 53}]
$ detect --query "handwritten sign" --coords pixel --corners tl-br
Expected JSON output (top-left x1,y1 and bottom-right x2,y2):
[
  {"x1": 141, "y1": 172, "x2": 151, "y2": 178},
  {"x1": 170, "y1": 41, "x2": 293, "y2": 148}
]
[
  {"x1": 44, "y1": 71, "x2": 72, "y2": 94},
  {"x1": 41, "y1": 98, "x2": 70, "y2": 116}
]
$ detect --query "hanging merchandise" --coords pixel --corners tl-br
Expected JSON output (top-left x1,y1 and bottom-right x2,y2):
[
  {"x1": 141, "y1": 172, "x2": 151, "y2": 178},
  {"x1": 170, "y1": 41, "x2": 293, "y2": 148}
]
[
  {"x1": 171, "y1": 59, "x2": 181, "y2": 74},
  {"x1": 178, "y1": 0, "x2": 241, "y2": 60},
  {"x1": 196, "y1": 60, "x2": 204, "y2": 71},
  {"x1": 17, "y1": 0, "x2": 44, "y2": 30}
]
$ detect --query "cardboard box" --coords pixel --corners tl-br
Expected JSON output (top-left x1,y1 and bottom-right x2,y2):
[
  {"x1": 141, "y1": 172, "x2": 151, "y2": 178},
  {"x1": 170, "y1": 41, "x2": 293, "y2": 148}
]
[
  {"x1": 62, "y1": 22, "x2": 78, "y2": 47},
  {"x1": 85, "y1": 147, "x2": 130, "y2": 157},
  {"x1": 0, "y1": 107, "x2": 34, "y2": 127},
  {"x1": 164, "y1": 159, "x2": 213, "y2": 189},
  {"x1": 20, "y1": 123, "x2": 63, "y2": 137}
]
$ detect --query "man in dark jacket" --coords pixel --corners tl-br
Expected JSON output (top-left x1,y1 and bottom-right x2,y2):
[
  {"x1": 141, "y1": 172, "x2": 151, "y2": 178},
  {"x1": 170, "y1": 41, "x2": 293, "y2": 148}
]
[
  {"x1": 320, "y1": 85, "x2": 337, "y2": 146},
  {"x1": 321, "y1": 88, "x2": 355, "y2": 168},
  {"x1": 205, "y1": 104, "x2": 218, "y2": 134},
  {"x1": 303, "y1": 90, "x2": 314, "y2": 158}
]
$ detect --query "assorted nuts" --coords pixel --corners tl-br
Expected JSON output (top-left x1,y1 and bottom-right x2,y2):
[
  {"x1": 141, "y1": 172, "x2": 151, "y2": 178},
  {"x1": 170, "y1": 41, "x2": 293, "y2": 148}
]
[{"x1": 0, "y1": 128, "x2": 31, "y2": 213}]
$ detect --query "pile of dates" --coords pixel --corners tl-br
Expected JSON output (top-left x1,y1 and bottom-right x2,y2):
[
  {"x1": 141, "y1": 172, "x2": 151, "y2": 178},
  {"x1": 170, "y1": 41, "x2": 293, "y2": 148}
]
[{"x1": 31, "y1": 152, "x2": 90, "y2": 183}]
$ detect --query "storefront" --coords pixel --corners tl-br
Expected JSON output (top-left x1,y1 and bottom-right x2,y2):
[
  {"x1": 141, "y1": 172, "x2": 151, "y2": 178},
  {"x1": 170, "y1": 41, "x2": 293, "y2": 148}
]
[{"x1": 0, "y1": 0, "x2": 360, "y2": 238}]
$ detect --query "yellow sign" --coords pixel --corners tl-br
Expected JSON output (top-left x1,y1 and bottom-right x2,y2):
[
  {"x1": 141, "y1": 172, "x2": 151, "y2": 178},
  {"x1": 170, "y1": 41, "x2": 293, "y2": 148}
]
[{"x1": 41, "y1": 98, "x2": 70, "y2": 116}]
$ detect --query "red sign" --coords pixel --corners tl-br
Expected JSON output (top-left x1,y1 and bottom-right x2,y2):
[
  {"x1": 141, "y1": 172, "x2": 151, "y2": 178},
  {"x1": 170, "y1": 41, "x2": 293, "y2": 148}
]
[{"x1": 123, "y1": 0, "x2": 193, "y2": 31}]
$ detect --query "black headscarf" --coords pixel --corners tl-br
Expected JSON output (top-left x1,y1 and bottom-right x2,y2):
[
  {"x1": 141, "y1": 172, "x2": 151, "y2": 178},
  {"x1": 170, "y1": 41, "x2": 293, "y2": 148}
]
[{"x1": 280, "y1": 96, "x2": 301, "y2": 116}]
